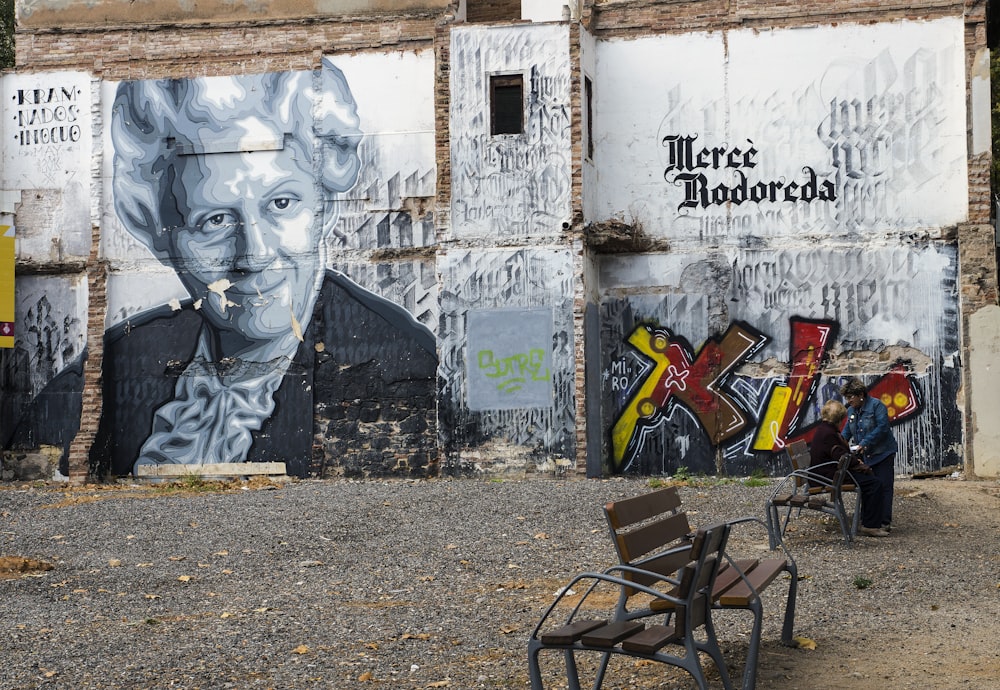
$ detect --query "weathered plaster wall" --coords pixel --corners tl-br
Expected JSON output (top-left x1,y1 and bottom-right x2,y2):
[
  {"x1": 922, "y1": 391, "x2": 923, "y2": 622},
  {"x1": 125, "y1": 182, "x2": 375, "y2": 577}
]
[
  {"x1": 969, "y1": 305, "x2": 1000, "y2": 477},
  {"x1": 591, "y1": 19, "x2": 967, "y2": 244},
  {"x1": 1, "y1": 72, "x2": 94, "y2": 266},
  {"x1": 441, "y1": 22, "x2": 578, "y2": 476},
  {"x1": 599, "y1": 246, "x2": 962, "y2": 476},
  {"x1": 449, "y1": 23, "x2": 573, "y2": 240},
  {"x1": 437, "y1": 247, "x2": 576, "y2": 474},
  {"x1": 589, "y1": 17, "x2": 968, "y2": 477},
  {"x1": 2, "y1": 2, "x2": 989, "y2": 481}
]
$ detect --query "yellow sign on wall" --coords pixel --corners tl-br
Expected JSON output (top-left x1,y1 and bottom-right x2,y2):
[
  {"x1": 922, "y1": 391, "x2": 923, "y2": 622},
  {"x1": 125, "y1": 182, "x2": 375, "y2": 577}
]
[{"x1": 0, "y1": 225, "x2": 14, "y2": 348}]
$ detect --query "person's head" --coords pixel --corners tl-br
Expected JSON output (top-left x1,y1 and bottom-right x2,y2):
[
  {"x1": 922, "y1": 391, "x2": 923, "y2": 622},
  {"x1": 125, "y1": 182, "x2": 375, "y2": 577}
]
[
  {"x1": 820, "y1": 399, "x2": 848, "y2": 425},
  {"x1": 840, "y1": 378, "x2": 867, "y2": 409},
  {"x1": 111, "y1": 59, "x2": 362, "y2": 353}
]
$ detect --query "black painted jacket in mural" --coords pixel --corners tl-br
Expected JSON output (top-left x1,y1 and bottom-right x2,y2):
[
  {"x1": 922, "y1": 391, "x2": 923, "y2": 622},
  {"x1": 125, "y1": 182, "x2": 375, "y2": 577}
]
[{"x1": 5, "y1": 271, "x2": 437, "y2": 478}]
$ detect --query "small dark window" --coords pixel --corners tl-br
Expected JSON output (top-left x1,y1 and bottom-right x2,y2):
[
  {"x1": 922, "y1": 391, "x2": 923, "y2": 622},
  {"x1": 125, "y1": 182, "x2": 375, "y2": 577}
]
[
  {"x1": 584, "y1": 76, "x2": 594, "y2": 160},
  {"x1": 491, "y1": 74, "x2": 523, "y2": 136}
]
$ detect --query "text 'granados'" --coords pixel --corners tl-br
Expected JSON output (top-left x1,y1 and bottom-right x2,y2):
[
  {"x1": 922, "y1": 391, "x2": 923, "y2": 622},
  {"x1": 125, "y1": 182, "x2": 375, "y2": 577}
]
[
  {"x1": 14, "y1": 86, "x2": 82, "y2": 147},
  {"x1": 662, "y1": 134, "x2": 836, "y2": 211}
]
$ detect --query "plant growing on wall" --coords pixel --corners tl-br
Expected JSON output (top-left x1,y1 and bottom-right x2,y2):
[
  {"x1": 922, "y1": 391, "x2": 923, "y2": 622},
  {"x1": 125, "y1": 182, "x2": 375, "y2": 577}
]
[{"x1": 0, "y1": 0, "x2": 12, "y2": 69}]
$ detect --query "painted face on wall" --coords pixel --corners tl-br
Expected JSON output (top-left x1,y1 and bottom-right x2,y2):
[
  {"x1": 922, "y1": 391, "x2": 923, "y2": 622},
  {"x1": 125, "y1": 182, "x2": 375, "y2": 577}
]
[
  {"x1": 169, "y1": 142, "x2": 324, "y2": 353},
  {"x1": 111, "y1": 61, "x2": 362, "y2": 363}
]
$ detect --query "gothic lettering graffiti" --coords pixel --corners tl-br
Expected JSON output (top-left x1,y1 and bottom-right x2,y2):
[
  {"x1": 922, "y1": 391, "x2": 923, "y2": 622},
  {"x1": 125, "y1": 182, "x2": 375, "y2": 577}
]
[
  {"x1": 611, "y1": 322, "x2": 767, "y2": 469},
  {"x1": 662, "y1": 134, "x2": 836, "y2": 211}
]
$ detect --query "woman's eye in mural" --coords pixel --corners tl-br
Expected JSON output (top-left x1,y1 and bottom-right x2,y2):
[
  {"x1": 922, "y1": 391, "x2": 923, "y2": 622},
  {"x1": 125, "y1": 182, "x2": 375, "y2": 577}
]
[
  {"x1": 195, "y1": 211, "x2": 240, "y2": 235},
  {"x1": 266, "y1": 195, "x2": 300, "y2": 216}
]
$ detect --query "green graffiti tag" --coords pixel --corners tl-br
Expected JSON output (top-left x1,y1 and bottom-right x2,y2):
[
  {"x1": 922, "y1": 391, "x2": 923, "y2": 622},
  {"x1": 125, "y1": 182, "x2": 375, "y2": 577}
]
[{"x1": 477, "y1": 348, "x2": 550, "y2": 393}]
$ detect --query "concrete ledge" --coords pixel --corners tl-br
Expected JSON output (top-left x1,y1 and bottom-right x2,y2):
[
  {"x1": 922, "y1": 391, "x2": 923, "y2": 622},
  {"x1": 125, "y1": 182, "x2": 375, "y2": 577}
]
[{"x1": 135, "y1": 462, "x2": 287, "y2": 478}]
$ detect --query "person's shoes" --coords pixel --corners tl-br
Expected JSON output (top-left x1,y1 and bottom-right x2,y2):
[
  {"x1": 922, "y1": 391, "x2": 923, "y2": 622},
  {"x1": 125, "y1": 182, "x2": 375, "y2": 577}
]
[
  {"x1": 881, "y1": 523, "x2": 892, "y2": 532},
  {"x1": 859, "y1": 526, "x2": 890, "y2": 537}
]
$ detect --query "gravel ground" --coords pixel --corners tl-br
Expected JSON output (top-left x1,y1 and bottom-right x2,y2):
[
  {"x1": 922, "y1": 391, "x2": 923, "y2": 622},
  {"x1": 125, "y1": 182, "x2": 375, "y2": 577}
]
[{"x1": 1, "y1": 474, "x2": 998, "y2": 689}]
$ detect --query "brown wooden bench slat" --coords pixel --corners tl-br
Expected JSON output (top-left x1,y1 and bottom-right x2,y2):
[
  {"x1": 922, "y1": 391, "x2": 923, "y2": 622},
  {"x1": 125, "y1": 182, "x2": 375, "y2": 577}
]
[
  {"x1": 604, "y1": 487, "x2": 683, "y2": 530},
  {"x1": 650, "y1": 558, "x2": 768, "y2": 611},
  {"x1": 712, "y1": 558, "x2": 760, "y2": 598},
  {"x1": 615, "y1": 511, "x2": 691, "y2": 562},
  {"x1": 717, "y1": 558, "x2": 788, "y2": 607},
  {"x1": 539, "y1": 619, "x2": 607, "y2": 645},
  {"x1": 620, "y1": 623, "x2": 679, "y2": 654},
  {"x1": 580, "y1": 620, "x2": 645, "y2": 648},
  {"x1": 807, "y1": 484, "x2": 856, "y2": 495},
  {"x1": 649, "y1": 558, "x2": 761, "y2": 612},
  {"x1": 628, "y1": 545, "x2": 694, "y2": 590}
]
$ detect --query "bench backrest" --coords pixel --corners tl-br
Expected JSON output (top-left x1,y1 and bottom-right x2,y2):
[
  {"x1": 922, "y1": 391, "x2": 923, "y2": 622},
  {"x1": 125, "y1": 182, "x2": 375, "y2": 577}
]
[
  {"x1": 787, "y1": 437, "x2": 857, "y2": 494},
  {"x1": 828, "y1": 451, "x2": 856, "y2": 500},
  {"x1": 675, "y1": 521, "x2": 731, "y2": 630},
  {"x1": 785, "y1": 439, "x2": 811, "y2": 487},
  {"x1": 604, "y1": 487, "x2": 694, "y2": 591}
]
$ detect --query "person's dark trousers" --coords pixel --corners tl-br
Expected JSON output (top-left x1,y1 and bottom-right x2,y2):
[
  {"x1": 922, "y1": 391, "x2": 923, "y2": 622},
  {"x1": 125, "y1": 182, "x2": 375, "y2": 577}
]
[
  {"x1": 869, "y1": 454, "x2": 895, "y2": 527},
  {"x1": 848, "y1": 470, "x2": 886, "y2": 529}
]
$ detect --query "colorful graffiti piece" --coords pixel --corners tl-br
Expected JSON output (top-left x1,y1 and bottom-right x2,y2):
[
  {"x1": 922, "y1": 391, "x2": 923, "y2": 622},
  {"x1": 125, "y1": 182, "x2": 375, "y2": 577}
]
[
  {"x1": 753, "y1": 318, "x2": 837, "y2": 451},
  {"x1": 865, "y1": 365, "x2": 921, "y2": 421},
  {"x1": 611, "y1": 322, "x2": 767, "y2": 468},
  {"x1": 611, "y1": 314, "x2": 926, "y2": 470},
  {"x1": 790, "y1": 364, "x2": 923, "y2": 448}
]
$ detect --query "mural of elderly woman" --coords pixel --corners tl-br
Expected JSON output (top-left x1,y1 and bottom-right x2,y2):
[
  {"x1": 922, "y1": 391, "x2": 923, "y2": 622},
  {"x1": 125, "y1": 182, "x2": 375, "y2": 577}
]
[{"x1": 105, "y1": 59, "x2": 434, "y2": 475}]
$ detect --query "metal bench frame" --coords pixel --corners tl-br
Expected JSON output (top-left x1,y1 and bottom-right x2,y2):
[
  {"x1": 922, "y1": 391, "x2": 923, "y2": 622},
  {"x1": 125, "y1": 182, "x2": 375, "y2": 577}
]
[
  {"x1": 765, "y1": 439, "x2": 861, "y2": 548},
  {"x1": 527, "y1": 486, "x2": 798, "y2": 690},
  {"x1": 528, "y1": 522, "x2": 735, "y2": 690}
]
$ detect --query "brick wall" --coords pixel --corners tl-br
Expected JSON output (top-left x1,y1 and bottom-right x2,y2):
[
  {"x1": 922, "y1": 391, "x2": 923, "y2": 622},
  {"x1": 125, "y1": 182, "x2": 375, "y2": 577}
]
[
  {"x1": 586, "y1": 0, "x2": 966, "y2": 36},
  {"x1": 69, "y1": 224, "x2": 104, "y2": 484},
  {"x1": 16, "y1": 16, "x2": 441, "y2": 77},
  {"x1": 466, "y1": 0, "x2": 521, "y2": 23}
]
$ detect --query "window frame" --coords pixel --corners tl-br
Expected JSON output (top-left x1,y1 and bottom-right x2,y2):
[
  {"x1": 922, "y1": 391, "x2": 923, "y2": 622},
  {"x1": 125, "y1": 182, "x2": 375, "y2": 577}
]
[{"x1": 489, "y1": 72, "x2": 525, "y2": 137}]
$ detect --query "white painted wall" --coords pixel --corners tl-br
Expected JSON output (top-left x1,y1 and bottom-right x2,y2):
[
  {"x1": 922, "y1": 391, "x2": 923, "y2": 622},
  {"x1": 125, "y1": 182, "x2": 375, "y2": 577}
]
[
  {"x1": 450, "y1": 23, "x2": 573, "y2": 240},
  {"x1": 591, "y1": 18, "x2": 968, "y2": 247},
  {"x1": 969, "y1": 305, "x2": 1000, "y2": 477},
  {"x1": 599, "y1": 244, "x2": 957, "y2": 363},
  {"x1": 1, "y1": 71, "x2": 93, "y2": 262},
  {"x1": 521, "y1": 0, "x2": 568, "y2": 22}
]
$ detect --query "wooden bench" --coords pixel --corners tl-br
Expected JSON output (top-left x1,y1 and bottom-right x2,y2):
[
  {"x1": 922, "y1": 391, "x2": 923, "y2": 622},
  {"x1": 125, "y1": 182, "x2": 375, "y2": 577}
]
[
  {"x1": 765, "y1": 439, "x2": 860, "y2": 548},
  {"x1": 527, "y1": 486, "x2": 797, "y2": 690},
  {"x1": 528, "y1": 521, "x2": 736, "y2": 690}
]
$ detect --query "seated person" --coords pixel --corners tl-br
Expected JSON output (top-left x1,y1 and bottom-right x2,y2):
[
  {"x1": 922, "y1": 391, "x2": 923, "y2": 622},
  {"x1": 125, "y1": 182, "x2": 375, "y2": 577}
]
[{"x1": 810, "y1": 400, "x2": 889, "y2": 538}]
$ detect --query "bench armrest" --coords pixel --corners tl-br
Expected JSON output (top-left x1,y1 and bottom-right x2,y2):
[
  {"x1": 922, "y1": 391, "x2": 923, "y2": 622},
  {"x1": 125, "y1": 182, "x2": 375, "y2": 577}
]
[
  {"x1": 528, "y1": 565, "x2": 688, "y2": 640},
  {"x1": 722, "y1": 515, "x2": 797, "y2": 593},
  {"x1": 768, "y1": 467, "x2": 836, "y2": 497}
]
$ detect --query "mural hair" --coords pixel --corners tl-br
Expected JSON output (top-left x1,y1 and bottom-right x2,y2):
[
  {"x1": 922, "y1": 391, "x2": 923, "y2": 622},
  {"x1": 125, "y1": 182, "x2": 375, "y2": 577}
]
[{"x1": 110, "y1": 58, "x2": 362, "y2": 261}]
